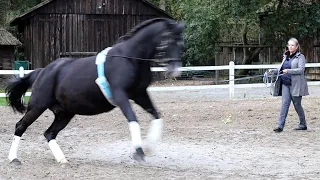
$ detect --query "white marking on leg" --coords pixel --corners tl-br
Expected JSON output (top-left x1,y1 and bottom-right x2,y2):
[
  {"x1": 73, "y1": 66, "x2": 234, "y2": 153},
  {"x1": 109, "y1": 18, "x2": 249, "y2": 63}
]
[
  {"x1": 146, "y1": 119, "x2": 163, "y2": 151},
  {"x1": 48, "y1": 140, "x2": 68, "y2": 163},
  {"x1": 128, "y1": 121, "x2": 142, "y2": 149},
  {"x1": 8, "y1": 135, "x2": 21, "y2": 162}
]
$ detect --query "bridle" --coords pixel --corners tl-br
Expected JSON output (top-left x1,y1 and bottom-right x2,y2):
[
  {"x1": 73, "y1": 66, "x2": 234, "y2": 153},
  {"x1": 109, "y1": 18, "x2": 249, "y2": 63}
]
[
  {"x1": 105, "y1": 55, "x2": 181, "y2": 63},
  {"x1": 154, "y1": 31, "x2": 184, "y2": 64}
]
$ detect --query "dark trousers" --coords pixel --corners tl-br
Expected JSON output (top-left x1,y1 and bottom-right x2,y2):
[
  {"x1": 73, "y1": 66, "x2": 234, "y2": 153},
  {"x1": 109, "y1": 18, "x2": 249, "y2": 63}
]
[{"x1": 277, "y1": 84, "x2": 307, "y2": 129}]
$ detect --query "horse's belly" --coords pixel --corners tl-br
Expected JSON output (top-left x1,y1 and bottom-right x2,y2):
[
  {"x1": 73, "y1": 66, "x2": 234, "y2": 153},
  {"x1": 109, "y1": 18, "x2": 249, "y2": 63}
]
[
  {"x1": 56, "y1": 88, "x2": 115, "y2": 115},
  {"x1": 61, "y1": 101, "x2": 115, "y2": 115}
]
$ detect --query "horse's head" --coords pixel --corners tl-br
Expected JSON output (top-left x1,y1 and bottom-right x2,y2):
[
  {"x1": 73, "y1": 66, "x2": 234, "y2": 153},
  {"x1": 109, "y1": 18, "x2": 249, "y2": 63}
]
[
  {"x1": 155, "y1": 21, "x2": 185, "y2": 77},
  {"x1": 118, "y1": 19, "x2": 185, "y2": 156},
  {"x1": 116, "y1": 18, "x2": 185, "y2": 77}
]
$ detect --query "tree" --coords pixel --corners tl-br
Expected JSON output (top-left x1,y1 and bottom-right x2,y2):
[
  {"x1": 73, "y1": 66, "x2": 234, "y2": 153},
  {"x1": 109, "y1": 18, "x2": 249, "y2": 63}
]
[
  {"x1": 211, "y1": 0, "x2": 271, "y2": 75},
  {"x1": 148, "y1": 0, "x2": 270, "y2": 66},
  {"x1": 261, "y1": 0, "x2": 320, "y2": 45},
  {"x1": 176, "y1": 0, "x2": 220, "y2": 66},
  {"x1": 0, "y1": 0, "x2": 10, "y2": 27},
  {"x1": 159, "y1": 0, "x2": 166, "y2": 10},
  {"x1": 0, "y1": 0, "x2": 46, "y2": 28}
]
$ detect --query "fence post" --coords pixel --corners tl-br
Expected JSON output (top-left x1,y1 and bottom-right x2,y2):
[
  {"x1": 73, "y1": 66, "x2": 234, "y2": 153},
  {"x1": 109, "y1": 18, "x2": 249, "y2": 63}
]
[
  {"x1": 19, "y1": 66, "x2": 25, "y2": 78},
  {"x1": 229, "y1": 61, "x2": 235, "y2": 99}
]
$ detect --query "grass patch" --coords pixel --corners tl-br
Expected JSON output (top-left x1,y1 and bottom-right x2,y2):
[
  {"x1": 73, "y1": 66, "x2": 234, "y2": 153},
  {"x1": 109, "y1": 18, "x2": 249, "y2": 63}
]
[
  {"x1": 0, "y1": 88, "x2": 31, "y2": 106},
  {"x1": 0, "y1": 97, "x2": 8, "y2": 106},
  {"x1": 0, "y1": 96, "x2": 30, "y2": 106},
  {"x1": 0, "y1": 89, "x2": 32, "y2": 92}
]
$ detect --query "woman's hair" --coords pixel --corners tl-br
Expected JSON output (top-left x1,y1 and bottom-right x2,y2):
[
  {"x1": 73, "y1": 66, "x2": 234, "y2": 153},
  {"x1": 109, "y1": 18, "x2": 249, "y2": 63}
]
[{"x1": 288, "y1": 37, "x2": 300, "y2": 52}]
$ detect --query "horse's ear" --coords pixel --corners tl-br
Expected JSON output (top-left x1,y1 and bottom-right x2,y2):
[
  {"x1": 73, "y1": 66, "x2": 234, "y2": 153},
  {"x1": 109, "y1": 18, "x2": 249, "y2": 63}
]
[
  {"x1": 176, "y1": 22, "x2": 185, "y2": 32},
  {"x1": 169, "y1": 21, "x2": 185, "y2": 33}
]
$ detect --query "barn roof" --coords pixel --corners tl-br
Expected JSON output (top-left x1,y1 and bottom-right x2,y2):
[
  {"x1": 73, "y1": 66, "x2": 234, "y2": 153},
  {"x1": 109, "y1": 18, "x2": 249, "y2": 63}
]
[
  {"x1": 0, "y1": 28, "x2": 22, "y2": 46},
  {"x1": 10, "y1": 0, "x2": 53, "y2": 26},
  {"x1": 10, "y1": 0, "x2": 172, "y2": 26}
]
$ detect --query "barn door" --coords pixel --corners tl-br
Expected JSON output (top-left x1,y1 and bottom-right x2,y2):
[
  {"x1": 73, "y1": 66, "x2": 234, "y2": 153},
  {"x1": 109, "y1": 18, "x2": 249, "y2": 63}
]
[{"x1": 37, "y1": 15, "x2": 59, "y2": 68}]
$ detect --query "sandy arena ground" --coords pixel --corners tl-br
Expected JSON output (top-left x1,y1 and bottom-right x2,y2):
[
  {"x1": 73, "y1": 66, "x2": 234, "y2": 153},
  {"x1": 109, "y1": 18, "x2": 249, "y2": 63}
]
[{"x1": 1, "y1": 85, "x2": 320, "y2": 180}]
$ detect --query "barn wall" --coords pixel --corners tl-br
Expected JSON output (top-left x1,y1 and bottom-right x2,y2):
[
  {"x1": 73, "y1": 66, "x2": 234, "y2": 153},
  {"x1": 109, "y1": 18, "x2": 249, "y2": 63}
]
[
  {"x1": 21, "y1": 0, "x2": 170, "y2": 69},
  {"x1": 24, "y1": 13, "x2": 160, "y2": 69},
  {"x1": 36, "y1": 0, "x2": 166, "y2": 16},
  {"x1": 0, "y1": 46, "x2": 14, "y2": 70}
]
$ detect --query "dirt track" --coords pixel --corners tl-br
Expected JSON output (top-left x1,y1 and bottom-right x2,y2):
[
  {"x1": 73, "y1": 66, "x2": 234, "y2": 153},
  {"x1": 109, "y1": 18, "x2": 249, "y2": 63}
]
[{"x1": 1, "y1": 87, "x2": 320, "y2": 179}]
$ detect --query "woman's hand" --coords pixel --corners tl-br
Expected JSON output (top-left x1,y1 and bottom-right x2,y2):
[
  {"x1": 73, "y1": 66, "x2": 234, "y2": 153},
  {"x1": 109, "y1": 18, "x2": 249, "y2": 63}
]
[
  {"x1": 268, "y1": 69, "x2": 278, "y2": 75},
  {"x1": 282, "y1": 69, "x2": 288, "y2": 74}
]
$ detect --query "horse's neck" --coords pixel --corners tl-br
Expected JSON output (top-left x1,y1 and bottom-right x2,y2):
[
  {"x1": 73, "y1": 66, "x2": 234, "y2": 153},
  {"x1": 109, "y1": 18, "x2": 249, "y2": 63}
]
[{"x1": 127, "y1": 25, "x2": 164, "y2": 58}]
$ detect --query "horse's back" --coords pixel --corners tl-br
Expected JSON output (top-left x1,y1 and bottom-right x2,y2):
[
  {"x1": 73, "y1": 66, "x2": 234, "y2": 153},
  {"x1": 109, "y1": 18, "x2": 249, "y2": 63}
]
[{"x1": 31, "y1": 57, "x2": 75, "y2": 88}]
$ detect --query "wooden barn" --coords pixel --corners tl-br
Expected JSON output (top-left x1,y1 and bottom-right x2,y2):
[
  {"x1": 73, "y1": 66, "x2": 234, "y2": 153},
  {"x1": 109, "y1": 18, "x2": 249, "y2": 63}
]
[
  {"x1": 10, "y1": 0, "x2": 172, "y2": 69},
  {"x1": 0, "y1": 28, "x2": 22, "y2": 70}
]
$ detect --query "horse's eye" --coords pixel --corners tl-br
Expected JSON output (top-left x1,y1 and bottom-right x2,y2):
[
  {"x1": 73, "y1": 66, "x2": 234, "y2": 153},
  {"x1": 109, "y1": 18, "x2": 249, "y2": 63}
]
[{"x1": 177, "y1": 41, "x2": 184, "y2": 47}]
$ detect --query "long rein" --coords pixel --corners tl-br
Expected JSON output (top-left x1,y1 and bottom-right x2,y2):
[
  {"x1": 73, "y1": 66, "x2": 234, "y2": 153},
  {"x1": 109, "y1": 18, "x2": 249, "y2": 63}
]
[{"x1": 105, "y1": 54, "x2": 283, "y2": 93}]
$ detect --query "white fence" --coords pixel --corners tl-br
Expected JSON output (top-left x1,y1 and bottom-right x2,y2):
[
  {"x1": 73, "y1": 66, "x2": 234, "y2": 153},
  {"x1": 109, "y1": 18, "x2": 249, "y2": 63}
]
[
  {"x1": 152, "y1": 61, "x2": 320, "y2": 98},
  {"x1": 1, "y1": 62, "x2": 320, "y2": 98}
]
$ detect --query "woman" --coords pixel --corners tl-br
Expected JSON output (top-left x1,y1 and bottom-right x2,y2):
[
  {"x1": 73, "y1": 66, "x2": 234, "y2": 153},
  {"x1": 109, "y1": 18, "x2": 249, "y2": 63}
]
[{"x1": 269, "y1": 38, "x2": 309, "y2": 132}]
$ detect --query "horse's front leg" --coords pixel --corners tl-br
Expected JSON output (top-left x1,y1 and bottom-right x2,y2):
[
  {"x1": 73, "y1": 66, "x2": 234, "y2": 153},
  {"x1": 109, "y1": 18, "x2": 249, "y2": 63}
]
[
  {"x1": 112, "y1": 89, "x2": 145, "y2": 162},
  {"x1": 133, "y1": 91, "x2": 163, "y2": 154}
]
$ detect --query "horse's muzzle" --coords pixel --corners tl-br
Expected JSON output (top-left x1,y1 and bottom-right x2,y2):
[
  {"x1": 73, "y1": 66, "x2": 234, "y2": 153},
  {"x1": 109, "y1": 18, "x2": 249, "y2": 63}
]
[
  {"x1": 166, "y1": 68, "x2": 181, "y2": 77},
  {"x1": 166, "y1": 61, "x2": 181, "y2": 77}
]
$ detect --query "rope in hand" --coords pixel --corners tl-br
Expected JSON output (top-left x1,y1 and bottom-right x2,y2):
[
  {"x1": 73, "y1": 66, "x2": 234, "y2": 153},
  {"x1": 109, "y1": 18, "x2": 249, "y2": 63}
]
[{"x1": 263, "y1": 70, "x2": 284, "y2": 95}]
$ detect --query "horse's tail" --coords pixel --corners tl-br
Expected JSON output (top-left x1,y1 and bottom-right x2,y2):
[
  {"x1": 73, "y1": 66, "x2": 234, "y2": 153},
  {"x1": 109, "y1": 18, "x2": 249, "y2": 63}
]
[{"x1": 5, "y1": 68, "x2": 44, "y2": 113}]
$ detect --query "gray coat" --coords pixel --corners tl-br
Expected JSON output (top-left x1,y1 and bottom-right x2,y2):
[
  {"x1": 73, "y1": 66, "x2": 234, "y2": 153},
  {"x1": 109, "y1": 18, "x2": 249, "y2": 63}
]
[{"x1": 271, "y1": 52, "x2": 309, "y2": 96}]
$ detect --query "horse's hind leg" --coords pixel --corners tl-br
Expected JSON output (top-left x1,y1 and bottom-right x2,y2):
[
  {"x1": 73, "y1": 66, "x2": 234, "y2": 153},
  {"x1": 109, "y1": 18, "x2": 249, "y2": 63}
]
[
  {"x1": 44, "y1": 106, "x2": 74, "y2": 164},
  {"x1": 8, "y1": 107, "x2": 47, "y2": 165}
]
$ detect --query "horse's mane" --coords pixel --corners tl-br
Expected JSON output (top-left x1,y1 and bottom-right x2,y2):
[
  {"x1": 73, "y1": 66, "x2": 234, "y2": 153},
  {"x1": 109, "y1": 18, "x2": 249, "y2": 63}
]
[{"x1": 116, "y1": 18, "x2": 171, "y2": 43}]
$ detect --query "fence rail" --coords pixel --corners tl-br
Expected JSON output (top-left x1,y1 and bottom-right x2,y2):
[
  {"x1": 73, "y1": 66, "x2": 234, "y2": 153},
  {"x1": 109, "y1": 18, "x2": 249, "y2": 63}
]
[{"x1": 0, "y1": 62, "x2": 319, "y2": 98}]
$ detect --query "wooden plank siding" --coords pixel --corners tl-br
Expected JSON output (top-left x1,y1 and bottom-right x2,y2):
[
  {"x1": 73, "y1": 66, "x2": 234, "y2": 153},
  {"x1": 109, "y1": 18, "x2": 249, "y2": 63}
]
[
  {"x1": 0, "y1": 46, "x2": 15, "y2": 70},
  {"x1": 17, "y1": 0, "x2": 170, "y2": 69},
  {"x1": 36, "y1": 0, "x2": 165, "y2": 16}
]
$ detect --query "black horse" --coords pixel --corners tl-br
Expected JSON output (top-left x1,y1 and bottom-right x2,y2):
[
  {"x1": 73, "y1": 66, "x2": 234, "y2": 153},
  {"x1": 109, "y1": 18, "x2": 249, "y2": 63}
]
[{"x1": 6, "y1": 18, "x2": 185, "y2": 165}]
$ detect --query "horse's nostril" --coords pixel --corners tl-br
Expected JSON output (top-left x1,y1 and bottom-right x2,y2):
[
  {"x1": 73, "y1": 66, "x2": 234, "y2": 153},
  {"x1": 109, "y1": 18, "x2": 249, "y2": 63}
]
[{"x1": 166, "y1": 69, "x2": 181, "y2": 78}]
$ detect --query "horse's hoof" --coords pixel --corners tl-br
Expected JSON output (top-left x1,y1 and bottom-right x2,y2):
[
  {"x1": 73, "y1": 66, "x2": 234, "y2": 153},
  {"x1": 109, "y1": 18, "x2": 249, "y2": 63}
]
[
  {"x1": 58, "y1": 159, "x2": 69, "y2": 168},
  {"x1": 59, "y1": 158, "x2": 69, "y2": 164},
  {"x1": 143, "y1": 147, "x2": 152, "y2": 156},
  {"x1": 133, "y1": 153, "x2": 145, "y2": 162},
  {"x1": 60, "y1": 163, "x2": 70, "y2": 168},
  {"x1": 10, "y1": 158, "x2": 22, "y2": 165},
  {"x1": 143, "y1": 146, "x2": 154, "y2": 156}
]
